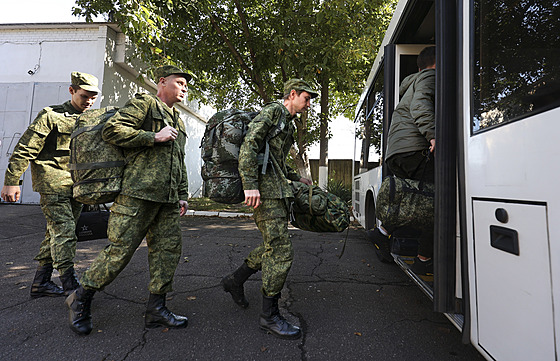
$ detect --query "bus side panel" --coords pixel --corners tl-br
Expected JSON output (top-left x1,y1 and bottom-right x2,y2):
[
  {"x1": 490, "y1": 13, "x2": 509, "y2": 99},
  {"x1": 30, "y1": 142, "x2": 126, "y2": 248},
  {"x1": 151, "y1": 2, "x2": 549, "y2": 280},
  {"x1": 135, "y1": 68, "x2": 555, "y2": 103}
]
[{"x1": 472, "y1": 200, "x2": 554, "y2": 360}]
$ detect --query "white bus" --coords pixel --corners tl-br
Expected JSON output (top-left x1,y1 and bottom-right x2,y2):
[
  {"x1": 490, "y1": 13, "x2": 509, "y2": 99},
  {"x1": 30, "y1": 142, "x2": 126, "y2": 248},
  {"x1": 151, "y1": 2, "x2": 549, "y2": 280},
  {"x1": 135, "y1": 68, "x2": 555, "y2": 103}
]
[{"x1": 352, "y1": 0, "x2": 560, "y2": 360}]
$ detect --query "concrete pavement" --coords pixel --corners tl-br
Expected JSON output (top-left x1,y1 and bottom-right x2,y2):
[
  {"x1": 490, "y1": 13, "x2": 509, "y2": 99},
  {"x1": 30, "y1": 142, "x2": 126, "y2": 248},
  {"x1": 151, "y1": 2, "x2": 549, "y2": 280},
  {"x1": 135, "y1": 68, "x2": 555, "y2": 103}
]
[{"x1": 0, "y1": 203, "x2": 485, "y2": 360}]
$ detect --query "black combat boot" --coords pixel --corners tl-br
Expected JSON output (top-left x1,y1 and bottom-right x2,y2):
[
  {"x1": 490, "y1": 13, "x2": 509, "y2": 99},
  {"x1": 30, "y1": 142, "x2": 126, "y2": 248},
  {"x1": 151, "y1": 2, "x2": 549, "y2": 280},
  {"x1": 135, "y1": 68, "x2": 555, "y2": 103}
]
[
  {"x1": 59, "y1": 266, "x2": 81, "y2": 296},
  {"x1": 221, "y1": 262, "x2": 258, "y2": 308},
  {"x1": 65, "y1": 286, "x2": 96, "y2": 335},
  {"x1": 259, "y1": 294, "x2": 301, "y2": 340},
  {"x1": 144, "y1": 293, "x2": 188, "y2": 329},
  {"x1": 30, "y1": 263, "x2": 64, "y2": 298}
]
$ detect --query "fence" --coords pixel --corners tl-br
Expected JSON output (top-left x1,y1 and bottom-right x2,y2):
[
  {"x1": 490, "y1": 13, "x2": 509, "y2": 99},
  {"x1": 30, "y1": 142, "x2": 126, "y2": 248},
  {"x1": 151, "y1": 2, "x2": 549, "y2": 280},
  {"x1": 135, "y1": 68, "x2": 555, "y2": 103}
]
[{"x1": 309, "y1": 159, "x2": 379, "y2": 187}]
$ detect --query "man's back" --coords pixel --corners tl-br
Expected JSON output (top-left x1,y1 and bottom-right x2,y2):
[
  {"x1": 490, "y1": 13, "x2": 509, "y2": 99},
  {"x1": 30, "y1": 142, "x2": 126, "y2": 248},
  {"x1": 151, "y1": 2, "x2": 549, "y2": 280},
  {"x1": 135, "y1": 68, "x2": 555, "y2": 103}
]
[{"x1": 386, "y1": 68, "x2": 435, "y2": 160}]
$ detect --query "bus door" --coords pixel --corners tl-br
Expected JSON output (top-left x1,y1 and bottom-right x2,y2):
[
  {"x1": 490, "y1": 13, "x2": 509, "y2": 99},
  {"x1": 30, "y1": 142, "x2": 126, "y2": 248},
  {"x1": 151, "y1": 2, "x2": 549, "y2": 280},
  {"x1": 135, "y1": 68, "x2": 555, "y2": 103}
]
[
  {"x1": 464, "y1": 1, "x2": 560, "y2": 359},
  {"x1": 383, "y1": 44, "x2": 439, "y2": 298},
  {"x1": 382, "y1": 44, "x2": 432, "y2": 171}
]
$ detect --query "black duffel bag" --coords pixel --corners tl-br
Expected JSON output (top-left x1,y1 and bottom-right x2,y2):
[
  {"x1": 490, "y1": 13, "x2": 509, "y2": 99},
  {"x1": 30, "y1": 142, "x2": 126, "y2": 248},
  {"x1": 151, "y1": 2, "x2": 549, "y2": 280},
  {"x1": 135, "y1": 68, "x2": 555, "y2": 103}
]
[{"x1": 76, "y1": 204, "x2": 110, "y2": 242}]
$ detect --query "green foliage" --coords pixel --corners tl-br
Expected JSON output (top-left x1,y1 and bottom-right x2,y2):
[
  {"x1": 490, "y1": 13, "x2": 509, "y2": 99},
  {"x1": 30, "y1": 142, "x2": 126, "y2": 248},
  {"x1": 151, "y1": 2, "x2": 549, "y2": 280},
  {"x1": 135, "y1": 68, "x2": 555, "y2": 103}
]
[
  {"x1": 326, "y1": 179, "x2": 352, "y2": 205},
  {"x1": 72, "y1": 0, "x2": 397, "y2": 149}
]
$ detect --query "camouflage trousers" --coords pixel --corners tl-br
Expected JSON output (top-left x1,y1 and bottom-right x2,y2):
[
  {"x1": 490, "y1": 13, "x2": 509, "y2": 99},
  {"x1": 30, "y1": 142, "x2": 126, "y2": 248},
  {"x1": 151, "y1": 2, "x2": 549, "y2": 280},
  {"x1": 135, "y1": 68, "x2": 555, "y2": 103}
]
[
  {"x1": 246, "y1": 198, "x2": 293, "y2": 297},
  {"x1": 81, "y1": 194, "x2": 182, "y2": 294},
  {"x1": 35, "y1": 193, "x2": 82, "y2": 274}
]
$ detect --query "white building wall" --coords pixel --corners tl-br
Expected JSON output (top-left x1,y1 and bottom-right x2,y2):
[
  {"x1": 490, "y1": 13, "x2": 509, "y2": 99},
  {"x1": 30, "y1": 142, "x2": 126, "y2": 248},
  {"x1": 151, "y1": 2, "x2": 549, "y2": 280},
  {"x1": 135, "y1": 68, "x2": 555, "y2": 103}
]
[
  {"x1": 0, "y1": 23, "x2": 206, "y2": 204},
  {"x1": 0, "y1": 27, "x2": 102, "y2": 83}
]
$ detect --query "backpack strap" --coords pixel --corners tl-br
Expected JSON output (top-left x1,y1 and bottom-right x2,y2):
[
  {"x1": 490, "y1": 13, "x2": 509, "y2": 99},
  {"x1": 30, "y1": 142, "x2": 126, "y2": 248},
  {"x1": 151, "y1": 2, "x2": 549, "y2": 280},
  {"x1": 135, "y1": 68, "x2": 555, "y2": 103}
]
[
  {"x1": 260, "y1": 104, "x2": 287, "y2": 174},
  {"x1": 308, "y1": 184, "x2": 314, "y2": 215}
]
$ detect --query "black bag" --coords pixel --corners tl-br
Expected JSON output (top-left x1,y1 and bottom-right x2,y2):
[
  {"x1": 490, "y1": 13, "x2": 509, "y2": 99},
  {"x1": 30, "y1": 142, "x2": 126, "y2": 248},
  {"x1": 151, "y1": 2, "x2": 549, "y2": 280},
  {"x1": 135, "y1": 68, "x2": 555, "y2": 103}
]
[{"x1": 76, "y1": 204, "x2": 109, "y2": 242}]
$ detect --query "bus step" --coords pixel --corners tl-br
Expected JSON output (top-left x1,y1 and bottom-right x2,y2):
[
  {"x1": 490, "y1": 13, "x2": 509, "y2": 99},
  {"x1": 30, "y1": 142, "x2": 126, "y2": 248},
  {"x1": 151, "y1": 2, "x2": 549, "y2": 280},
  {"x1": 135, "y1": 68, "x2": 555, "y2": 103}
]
[{"x1": 393, "y1": 255, "x2": 434, "y2": 300}]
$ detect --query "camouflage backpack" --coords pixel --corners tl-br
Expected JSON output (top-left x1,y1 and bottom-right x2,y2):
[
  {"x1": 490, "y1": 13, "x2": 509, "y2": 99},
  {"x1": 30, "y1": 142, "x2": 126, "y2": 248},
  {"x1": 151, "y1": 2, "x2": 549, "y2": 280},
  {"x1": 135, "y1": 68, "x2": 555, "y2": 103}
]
[
  {"x1": 375, "y1": 175, "x2": 434, "y2": 234},
  {"x1": 200, "y1": 108, "x2": 284, "y2": 204},
  {"x1": 69, "y1": 107, "x2": 125, "y2": 205},
  {"x1": 289, "y1": 181, "x2": 350, "y2": 232}
]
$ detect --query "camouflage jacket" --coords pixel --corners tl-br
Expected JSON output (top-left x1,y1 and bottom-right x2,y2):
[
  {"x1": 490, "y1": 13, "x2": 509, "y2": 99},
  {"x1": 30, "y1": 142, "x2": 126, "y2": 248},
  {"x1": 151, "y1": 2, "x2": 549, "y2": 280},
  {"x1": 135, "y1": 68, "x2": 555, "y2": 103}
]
[
  {"x1": 4, "y1": 101, "x2": 81, "y2": 196},
  {"x1": 101, "y1": 93, "x2": 188, "y2": 203},
  {"x1": 386, "y1": 68, "x2": 435, "y2": 159},
  {"x1": 239, "y1": 102, "x2": 300, "y2": 199}
]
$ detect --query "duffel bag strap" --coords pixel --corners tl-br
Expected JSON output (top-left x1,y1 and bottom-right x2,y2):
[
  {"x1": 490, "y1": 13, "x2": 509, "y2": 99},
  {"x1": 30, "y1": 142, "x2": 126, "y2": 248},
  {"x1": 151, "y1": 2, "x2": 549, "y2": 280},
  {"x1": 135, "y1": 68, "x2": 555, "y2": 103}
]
[{"x1": 308, "y1": 184, "x2": 313, "y2": 215}]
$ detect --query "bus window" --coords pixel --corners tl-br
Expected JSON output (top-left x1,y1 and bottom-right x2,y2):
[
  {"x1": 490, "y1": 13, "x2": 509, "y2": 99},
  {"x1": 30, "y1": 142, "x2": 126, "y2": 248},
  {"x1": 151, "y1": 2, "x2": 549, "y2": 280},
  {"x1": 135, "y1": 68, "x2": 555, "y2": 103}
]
[
  {"x1": 357, "y1": 69, "x2": 384, "y2": 171},
  {"x1": 473, "y1": 0, "x2": 560, "y2": 133}
]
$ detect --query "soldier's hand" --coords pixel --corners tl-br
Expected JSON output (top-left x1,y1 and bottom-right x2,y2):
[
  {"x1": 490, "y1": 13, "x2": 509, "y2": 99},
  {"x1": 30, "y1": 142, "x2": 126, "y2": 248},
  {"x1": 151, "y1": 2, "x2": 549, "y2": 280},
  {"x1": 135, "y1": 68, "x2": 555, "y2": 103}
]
[
  {"x1": 155, "y1": 125, "x2": 178, "y2": 143},
  {"x1": 1, "y1": 185, "x2": 21, "y2": 202},
  {"x1": 429, "y1": 139, "x2": 435, "y2": 153},
  {"x1": 299, "y1": 178, "x2": 312, "y2": 185},
  {"x1": 179, "y1": 200, "x2": 188, "y2": 216},
  {"x1": 244, "y1": 189, "x2": 261, "y2": 209}
]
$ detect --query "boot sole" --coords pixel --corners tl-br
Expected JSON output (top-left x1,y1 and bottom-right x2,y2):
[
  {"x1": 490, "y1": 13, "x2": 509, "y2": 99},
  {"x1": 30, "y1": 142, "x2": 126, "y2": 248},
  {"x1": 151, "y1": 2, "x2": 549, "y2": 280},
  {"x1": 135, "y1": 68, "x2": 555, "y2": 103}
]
[
  {"x1": 145, "y1": 321, "x2": 188, "y2": 329},
  {"x1": 259, "y1": 326, "x2": 302, "y2": 340},
  {"x1": 69, "y1": 325, "x2": 93, "y2": 336}
]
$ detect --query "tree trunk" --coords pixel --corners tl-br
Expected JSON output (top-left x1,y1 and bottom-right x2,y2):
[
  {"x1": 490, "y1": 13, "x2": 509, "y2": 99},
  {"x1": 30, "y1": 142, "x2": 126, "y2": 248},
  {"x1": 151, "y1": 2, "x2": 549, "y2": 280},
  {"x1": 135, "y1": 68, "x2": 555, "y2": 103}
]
[
  {"x1": 291, "y1": 112, "x2": 312, "y2": 180},
  {"x1": 318, "y1": 75, "x2": 329, "y2": 189}
]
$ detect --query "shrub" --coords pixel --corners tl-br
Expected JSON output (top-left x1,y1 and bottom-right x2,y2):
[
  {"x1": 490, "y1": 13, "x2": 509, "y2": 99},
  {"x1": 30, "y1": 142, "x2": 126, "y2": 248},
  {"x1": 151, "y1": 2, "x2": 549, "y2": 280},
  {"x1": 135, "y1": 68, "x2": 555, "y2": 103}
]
[{"x1": 326, "y1": 180, "x2": 352, "y2": 204}]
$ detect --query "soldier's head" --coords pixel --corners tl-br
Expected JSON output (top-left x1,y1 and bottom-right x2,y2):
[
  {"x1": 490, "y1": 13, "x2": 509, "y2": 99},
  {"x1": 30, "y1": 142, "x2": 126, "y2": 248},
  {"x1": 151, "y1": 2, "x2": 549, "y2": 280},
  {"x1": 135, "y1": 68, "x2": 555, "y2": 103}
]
[
  {"x1": 69, "y1": 71, "x2": 100, "y2": 113},
  {"x1": 417, "y1": 46, "x2": 436, "y2": 71},
  {"x1": 154, "y1": 65, "x2": 191, "y2": 107},
  {"x1": 282, "y1": 79, "x2": 318, "y2": 116}
]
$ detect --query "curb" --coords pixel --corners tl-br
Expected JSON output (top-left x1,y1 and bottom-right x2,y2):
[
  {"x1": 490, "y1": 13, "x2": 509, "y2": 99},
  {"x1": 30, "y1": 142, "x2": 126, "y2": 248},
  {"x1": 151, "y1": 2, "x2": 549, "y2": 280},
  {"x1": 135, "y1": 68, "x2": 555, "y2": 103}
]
[{"x1": 184, "y1": 210, "x2": 253, "y2": 218}]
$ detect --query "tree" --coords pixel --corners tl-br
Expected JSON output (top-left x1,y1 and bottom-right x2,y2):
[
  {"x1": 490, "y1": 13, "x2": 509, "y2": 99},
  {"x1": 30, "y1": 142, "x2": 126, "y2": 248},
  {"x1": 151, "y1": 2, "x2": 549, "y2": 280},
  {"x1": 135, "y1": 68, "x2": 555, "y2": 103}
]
[
  {"x1": 73, "y1": 0, "x2": 396, "y2": 179},
  {"x1": 286, "y1": 0, "x2": 395, "y2": 186}
]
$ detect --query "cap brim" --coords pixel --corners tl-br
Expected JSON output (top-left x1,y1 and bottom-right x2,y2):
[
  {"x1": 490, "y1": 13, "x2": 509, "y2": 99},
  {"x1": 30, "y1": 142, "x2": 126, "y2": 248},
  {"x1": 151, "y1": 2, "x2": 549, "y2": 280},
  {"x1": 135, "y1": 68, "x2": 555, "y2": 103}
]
[
  {"x1": 79, "y1": 85, "x2": 100, "y2": 93},
  {"x1": 303, "y1": 88, "x2": 319, "y2": 99},
  {"x1": 171, "y1": 72, "x2": 192, "y2": 82}
]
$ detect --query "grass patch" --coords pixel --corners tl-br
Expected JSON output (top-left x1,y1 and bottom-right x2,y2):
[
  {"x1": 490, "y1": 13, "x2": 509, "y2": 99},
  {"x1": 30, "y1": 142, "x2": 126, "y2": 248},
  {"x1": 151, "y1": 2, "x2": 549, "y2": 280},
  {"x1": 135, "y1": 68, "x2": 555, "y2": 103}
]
[{"x1": 187, "y1": 197, "x2": 253, "y2": 213}]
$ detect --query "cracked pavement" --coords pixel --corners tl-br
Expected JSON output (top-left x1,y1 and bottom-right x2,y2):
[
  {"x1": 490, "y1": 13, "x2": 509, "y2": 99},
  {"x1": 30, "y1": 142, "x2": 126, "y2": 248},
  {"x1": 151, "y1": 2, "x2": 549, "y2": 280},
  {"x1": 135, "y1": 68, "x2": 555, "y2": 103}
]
[{"x1": 0, "y1": 204, "x2": 485, "y2": 360}]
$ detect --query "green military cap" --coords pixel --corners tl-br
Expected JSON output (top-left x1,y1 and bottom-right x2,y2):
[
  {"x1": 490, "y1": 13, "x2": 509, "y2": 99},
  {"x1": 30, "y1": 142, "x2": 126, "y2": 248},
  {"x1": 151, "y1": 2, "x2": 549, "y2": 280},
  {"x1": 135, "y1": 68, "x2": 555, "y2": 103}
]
[
  {"x1": 71, "y1": 71, "x2": 100, "y2": 93},
  {"x1": 153, "y1": 65, "x2": 192, "y2": 82},
  {"x1": 283, "y1": 78, "x2": 319, "y2": 99}
]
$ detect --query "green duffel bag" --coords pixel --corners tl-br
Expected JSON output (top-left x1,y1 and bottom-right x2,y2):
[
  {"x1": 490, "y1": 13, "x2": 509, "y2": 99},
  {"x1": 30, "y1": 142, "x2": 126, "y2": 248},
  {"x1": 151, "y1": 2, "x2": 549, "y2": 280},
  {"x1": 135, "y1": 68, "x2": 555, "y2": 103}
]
[
  {"x1": 289, "y1": 181, "x2": 350, "y2": 233},
  {"x1": 375, "y1": 175, "x2": 434, "y2": 234}
]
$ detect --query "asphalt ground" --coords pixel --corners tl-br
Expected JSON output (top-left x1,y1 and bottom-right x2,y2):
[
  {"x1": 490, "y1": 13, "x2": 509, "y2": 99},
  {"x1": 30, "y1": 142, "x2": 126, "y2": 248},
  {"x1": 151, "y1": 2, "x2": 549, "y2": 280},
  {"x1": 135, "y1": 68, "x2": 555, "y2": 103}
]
[{"x1": 0, "y1": 203, "x2": 485, "y2": 361}]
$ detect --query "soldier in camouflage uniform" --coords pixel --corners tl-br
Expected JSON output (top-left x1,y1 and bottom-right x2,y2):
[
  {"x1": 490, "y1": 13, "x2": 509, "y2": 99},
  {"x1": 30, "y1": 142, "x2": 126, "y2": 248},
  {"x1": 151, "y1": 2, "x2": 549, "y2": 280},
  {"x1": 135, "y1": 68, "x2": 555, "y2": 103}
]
[
  {"x1": 221, "y1": 79, "x2": 317, "y2": 340},
  {"x1": 65, "y1": 65, "x2": 191, "y2": 336},
  {"x1": 1, "y1": 72, "x2": 99, "y2": 298}
]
